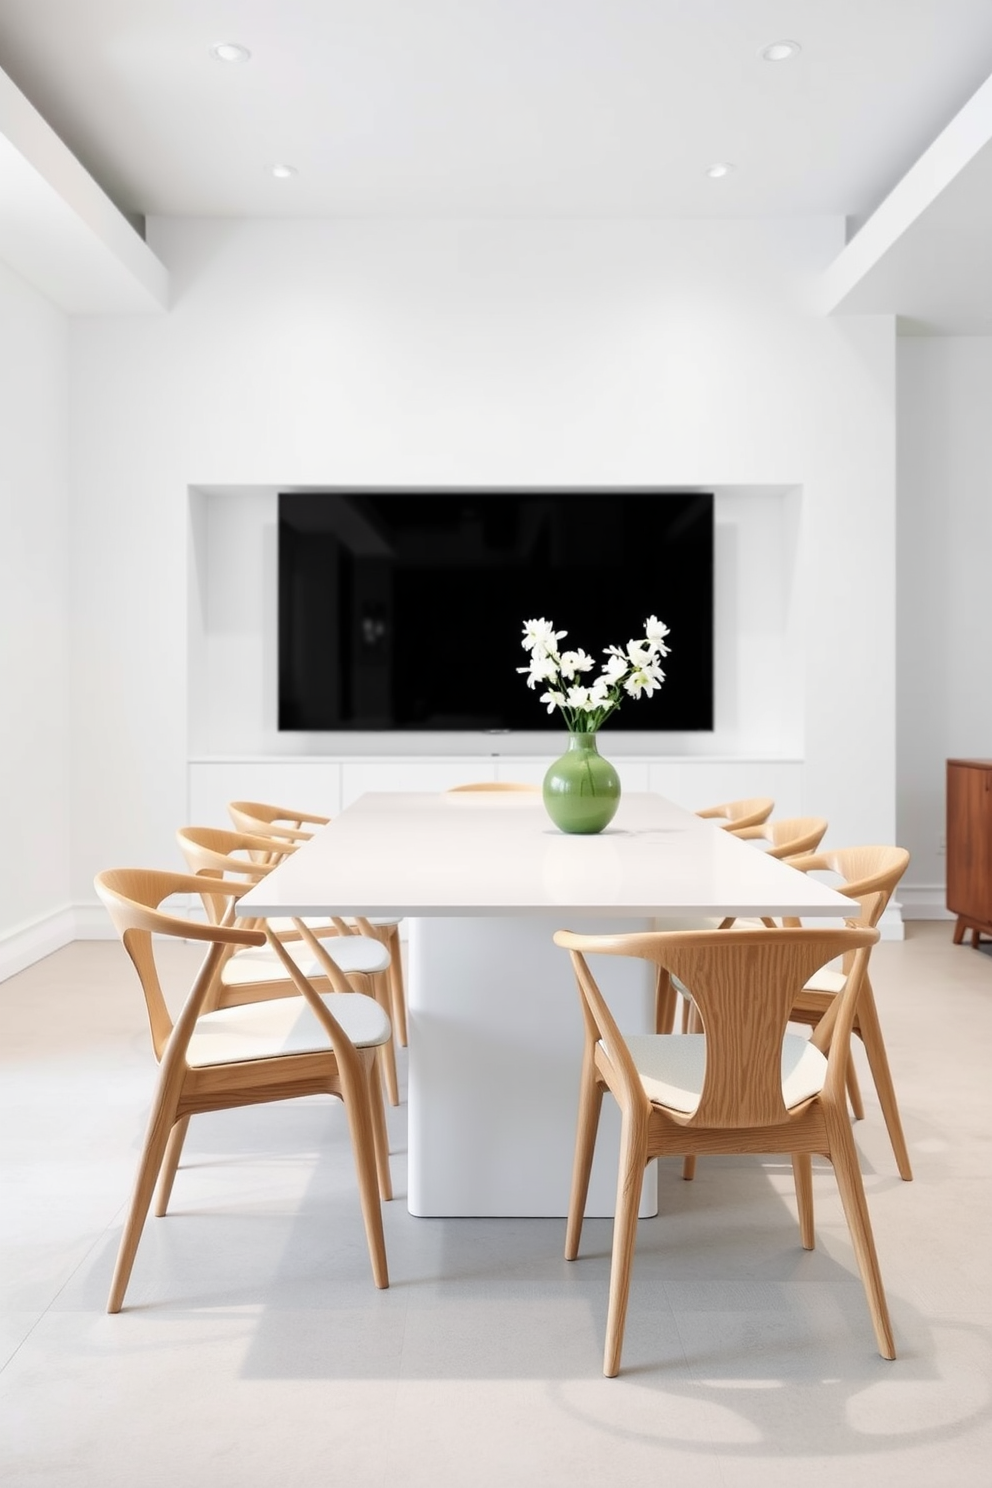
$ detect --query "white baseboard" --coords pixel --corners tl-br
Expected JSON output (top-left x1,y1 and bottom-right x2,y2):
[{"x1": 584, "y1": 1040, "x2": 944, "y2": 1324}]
[
  {"x1": 897, "y1": 886, "x2": 954, "y2": 921},
  {"x1": 0, "y1": 906, "x2": 77, "y2": 983},
  {"x1": 878, "y1": 904, "x2": 905, "y2": 940}
]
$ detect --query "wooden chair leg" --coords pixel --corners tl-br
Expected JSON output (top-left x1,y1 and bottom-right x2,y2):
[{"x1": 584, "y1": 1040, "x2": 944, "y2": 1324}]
[
  {"x1": 603, "y1": 1113, "x2": 647, "y2": 1378},
  {"x1": 823, "y1": 1103, "x2": 895, "y2": 1359},
  {"x1": 367, "y1": 1061, "x2": 393, "y2": 1202},
  {"x1": 154, "y1": 1115, "x2": 191, "y2": 1217},
  {"x1": 388, "y1": 926, "x2": 408, "y2": 1047},
  {"x1": 376, "y1": 1040, "x2": 400, "y2": 1109},
  {"x1": 565, "y1": 1052, "x2": 604, "y2": 1261},
  {"x1": 681, "y1": 999, "x2": 702, "y2": 1181},
  {"x1": 354, "y1": 969, "x2": 400, "y2": 1107},
  {"x1": 856, "y1": 982, "x2": 913, "y2": 1181},
  {"x1": 108, "y1": 1083, "x2": 182, "y2": 1313},
  {"x1": 791, "y1": 1152, "x2": 814, "y2": 1249},
  {"x1": 341, "y1": 1052, "x2": 389, "y2": 1289},
  {"x1": 846, "y1": 1052, "x2": 865, "y2": 1121}
]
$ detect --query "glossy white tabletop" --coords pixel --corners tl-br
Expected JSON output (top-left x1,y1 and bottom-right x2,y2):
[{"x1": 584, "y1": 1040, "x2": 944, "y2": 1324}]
[{"x1": 236, "y1": 791, "x2": 854, "y2": 921}]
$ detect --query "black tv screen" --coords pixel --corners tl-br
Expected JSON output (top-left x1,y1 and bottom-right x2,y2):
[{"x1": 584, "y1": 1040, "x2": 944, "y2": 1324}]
[{"x1": 278, "y1": 489, "x2": 713, "y2": 732}]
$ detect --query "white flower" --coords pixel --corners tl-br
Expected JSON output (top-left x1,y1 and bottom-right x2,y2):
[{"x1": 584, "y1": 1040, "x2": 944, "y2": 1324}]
[
  {"x1": 644, "y1": 615, "x2": 671, "y2": 656},
  {"x1": 559, "y1": 648, "x2": 595, "y2": 680},
  {"x1": 625, "y1": 639, "x2": 654, "y2": 666},
  {"x1": 624, "y1": 658, "x2": 665, "y2": 698},
  {"x1": 517, "y1": 653, "x2": 559, "y2": 689},
  {"x1": 518, "y1": 615, "x2": 670, "y2": 730},
  {"x1": 521, "y1": 617, "x2": 566, "y2": 654}
]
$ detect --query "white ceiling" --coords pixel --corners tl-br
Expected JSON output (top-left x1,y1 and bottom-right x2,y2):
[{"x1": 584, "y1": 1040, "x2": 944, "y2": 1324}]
[{"x1": 3, "y1": 1, "x2": 992, "y2": 326}]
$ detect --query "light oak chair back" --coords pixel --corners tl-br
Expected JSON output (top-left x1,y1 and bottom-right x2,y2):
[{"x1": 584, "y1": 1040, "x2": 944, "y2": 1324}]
[
  {"x1": 175, "y1": 825, "x2": 292, "y2": 924},
  {"x1": 784, "y1": 844, "x2": 912, "y2": 1178},
  {"x1": 229, "y1": 798, "x2": 329, "y2": 832},
  {"x1": 94, "y1": 868, "x2": 392, "y2": 1312},
  {"x1": 696, "y1": 796, "x2": 774, "y2": 831},
  {"x1": 730, "y1": 814, "x2": 828, "y2": 859},
  {"x1": 228, "y1": 801, "x2": 327, "y2": 861},
  {"x1": 786, "y1": 845, "x2": 910, "y2": 924},
  {"x1": 555, "y1": 923, "x2": 892, "y2": 1376}
]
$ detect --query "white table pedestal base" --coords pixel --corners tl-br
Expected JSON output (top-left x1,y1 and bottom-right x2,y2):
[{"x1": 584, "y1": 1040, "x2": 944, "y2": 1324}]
[{"x1": 407, "y1": 915, "x2": 658, "y2": 1219}]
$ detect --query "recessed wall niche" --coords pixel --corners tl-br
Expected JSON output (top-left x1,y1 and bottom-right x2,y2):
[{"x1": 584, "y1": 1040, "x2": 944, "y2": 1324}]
[{"x1": 186, "y1": 484, "x2": 803, "y2": 761}]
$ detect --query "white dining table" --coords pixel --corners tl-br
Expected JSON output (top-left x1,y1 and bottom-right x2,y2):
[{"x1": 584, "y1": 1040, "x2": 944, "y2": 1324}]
[{"x1": 237, "y1": 791, "x2": 856, "y2": 1219}]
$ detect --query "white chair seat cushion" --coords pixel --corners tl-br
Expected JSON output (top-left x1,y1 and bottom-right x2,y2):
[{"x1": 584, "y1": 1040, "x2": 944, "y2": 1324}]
[
  {"x1": 222, "y1": 935, "x2": 390, "y2": 987},
  {"x1": 623, "y1": 1032, "x2": 828, "y2": 1115},
  {"x1": 802, "y1": 967, "x2": 847, "y2": 995},
  {"x1": 186, "y1": 991, "x2": 391, "y2": 1066}
]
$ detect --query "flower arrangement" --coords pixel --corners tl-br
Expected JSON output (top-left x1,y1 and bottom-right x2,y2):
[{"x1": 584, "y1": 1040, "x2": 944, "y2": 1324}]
[{"x1": 518, "y1": 616, "x2": 671, "y2": 733}]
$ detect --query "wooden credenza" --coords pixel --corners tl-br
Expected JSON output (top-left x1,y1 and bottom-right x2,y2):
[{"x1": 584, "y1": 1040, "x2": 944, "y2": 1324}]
[{"x1": 947, "y1": 758, "x2": 992, "y2": 945}]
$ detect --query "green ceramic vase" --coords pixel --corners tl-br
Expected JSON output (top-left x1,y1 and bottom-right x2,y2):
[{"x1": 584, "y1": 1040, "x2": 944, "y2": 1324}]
[{"x1": 543, "y1": 732, "x2": 621, "y2": 835}]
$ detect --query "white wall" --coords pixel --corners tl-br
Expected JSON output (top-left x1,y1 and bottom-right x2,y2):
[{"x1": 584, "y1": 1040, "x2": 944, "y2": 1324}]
[
  {"x1": 0, "y1": 257, "x2": 71, "y2": 975},
  {"x1": 67, "y1": 217, "x2": 897, "y2": 914},
  {"x1": 897, "y1": 336, "x2": 992, "y2": 914}
]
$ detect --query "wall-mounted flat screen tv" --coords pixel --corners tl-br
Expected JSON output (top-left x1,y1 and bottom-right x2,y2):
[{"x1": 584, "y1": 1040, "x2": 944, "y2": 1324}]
[{"x1": 278, "y1": 489, "x2": 713, "y2": 732}]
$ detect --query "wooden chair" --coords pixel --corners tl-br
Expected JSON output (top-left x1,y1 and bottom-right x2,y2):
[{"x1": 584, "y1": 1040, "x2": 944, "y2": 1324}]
[
  {"x1": 729, "y1": 815, "x2": 828, "y2": 859},
  {"x1": 696, "y1": 796, "x2": 774, "y2": 831},
  {"x1": 228, "y1": 798, "x2": 330, "y2": 836},
  {"x1": 176, "y1": 826, "x2": 402, "y2": 1108},
  {"x1": 228, "y1": 801, "x2": 409, "y2": 1050},
  {"x1": 710, "y1": 815, "x2": 829, "y2": 928},
  {"x1": 555, "y1": 923, "x2": 893, "y2": 1376},
  {"x1": 783, "y1": 845, "x2": 912, "y2": 1180},
  {"x1": 94, "y1": 869, "x2": 392, "y2": 1312},
  {"x1": 676, "y1": 842, "x2": 911, "y2": 1184}
]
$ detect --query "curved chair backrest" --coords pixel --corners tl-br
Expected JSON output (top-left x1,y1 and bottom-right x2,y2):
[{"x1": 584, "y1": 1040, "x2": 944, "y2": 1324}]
[
  {"x1": 176, "y1": 826, "x2": 294, "y2": 923},
  {"x1": 732, "y1": 815, "x2": 829, "y2": 859},
  {"x1": 228, "y1": 800, "x2": 328, "y2": 847},
  {"x1": 446, "y1": 781, "x2": 540, "y2": 793},
  {"x1": 786, "y1": 845, "x2": 910, "y2": 930},
  {"x1": 95, "y1": 868, "x2": 266, "y2": 1059},
  {"x1": 556, "y1": 924, "x2": 878, "y2": 1130},
  {"x1": 696, "y1": 797, "x2": 774, "y2": 831}
]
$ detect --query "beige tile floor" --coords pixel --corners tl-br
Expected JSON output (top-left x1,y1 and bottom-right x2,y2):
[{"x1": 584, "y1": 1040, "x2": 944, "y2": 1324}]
[{"x1": 1, "y1": 923, "x2": 990, "y2": 1487}]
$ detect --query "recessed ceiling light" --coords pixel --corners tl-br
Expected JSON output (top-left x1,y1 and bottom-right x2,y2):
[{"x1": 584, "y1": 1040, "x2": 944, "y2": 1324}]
[
  {"x1": 210, "y1": 42, "x2": 251, "y2": 63},
  {"x1": 269, "y1": 163, "x2": 298, "y2": 179},
  {"x1": 760, "y1": 39, "x2": 801, "y2": 62},
  {"x1": 705, "y1": 162, "x2": 735, "y2": 179}
]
